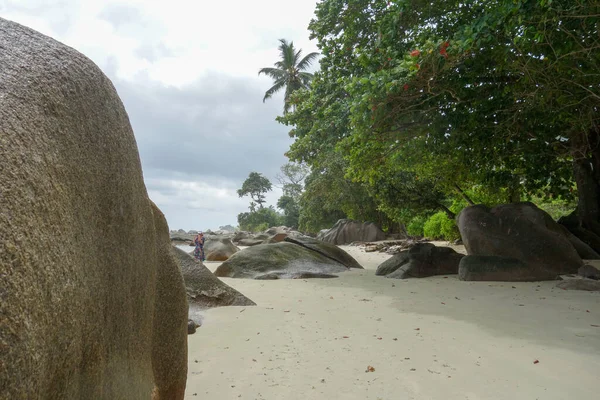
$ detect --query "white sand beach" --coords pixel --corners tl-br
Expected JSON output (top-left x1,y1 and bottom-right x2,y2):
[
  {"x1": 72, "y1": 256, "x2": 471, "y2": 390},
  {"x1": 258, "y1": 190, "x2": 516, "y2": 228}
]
[{"x1": 186, "y1": 245, "x2": 600, "y2": 400}]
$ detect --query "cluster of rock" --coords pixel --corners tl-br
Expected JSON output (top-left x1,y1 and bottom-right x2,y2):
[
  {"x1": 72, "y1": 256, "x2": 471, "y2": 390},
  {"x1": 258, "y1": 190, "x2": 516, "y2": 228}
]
[
  {"x1": 374, "y1": 202, "x2": 600, "y2": 289},
  {"x1": 362, "y1": 239, "x2": 431, "y2": 254}
]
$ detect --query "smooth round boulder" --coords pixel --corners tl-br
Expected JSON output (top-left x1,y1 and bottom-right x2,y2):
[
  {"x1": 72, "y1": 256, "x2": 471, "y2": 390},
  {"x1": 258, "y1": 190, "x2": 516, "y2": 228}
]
[
  {"x1": 172, "y1": 247, "x2": 255, "y2": 308},
  {"x1": 214, "y1": 242, "x2": 352, "y2": 279},
  {"x1": 376, "y1": 243, "x2": 463, "y2": 279},
  {"x1": 457, "y1": 203, "x2": 583, "y2": 280},
  {"x1": 204, "y1": 236, "x2": 240, "y2": 261},
  {"x1": 317, "y1": 219, "x2": 386, "y2": 245},
  {"x1": 0, "y1": 18, "x2": 187, "y2": 400},
  {"x1": 284, "y1": 236, "x2": 363, "y2": 269},
  {"x1": 457, "y1": 255, "x2": 553, "y2": 281}
]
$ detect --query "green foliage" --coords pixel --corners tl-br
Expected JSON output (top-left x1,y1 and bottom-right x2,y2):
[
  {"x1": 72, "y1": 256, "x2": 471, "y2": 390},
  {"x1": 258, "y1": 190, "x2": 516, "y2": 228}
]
[
  {"x1": 276, "y1": 0, "x2": 599, "y2": 238},
  {"x1": 237, "y1": 172, "x2": 273, "y2": 211},
  {"x1": 423, "y1": 212, "x2": 460, "y2": 241},
  {"x1": 406, "y1": 215, "x2": 428, "y2": 237},
  {"x1": 277, "y1": 195, "x2": 300, "y2": 228},
  {"x1": 533, "y1": 197, "x2": 577, "y2": 221},
  {"x1": 259, "y1": 39, "x2": 319, "y2": 113},
  {"x1": 237, "y1": 206, "x2": 284, "y2": 232}
]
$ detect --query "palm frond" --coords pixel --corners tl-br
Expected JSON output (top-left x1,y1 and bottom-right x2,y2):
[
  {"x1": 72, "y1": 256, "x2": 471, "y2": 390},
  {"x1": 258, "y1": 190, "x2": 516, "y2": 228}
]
[
  {"x1": 263, "y1": 78, "x2": 286, "y2": 102},
  {"x1": 296, "y1": 52, "x2": 320, "y2": 71},
  {"x1": 258, "y1": 67, "x2": 286, "y2": 79}
]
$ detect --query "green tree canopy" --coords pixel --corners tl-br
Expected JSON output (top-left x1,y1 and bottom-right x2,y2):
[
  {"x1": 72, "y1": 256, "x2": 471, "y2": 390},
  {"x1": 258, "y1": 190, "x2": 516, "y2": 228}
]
[
  {"x1": 278, "y1": 0, "x2": 600, "y2": 248},
  {"x1": 237, "y1": 172, "x2": 273, "y2": 211}
]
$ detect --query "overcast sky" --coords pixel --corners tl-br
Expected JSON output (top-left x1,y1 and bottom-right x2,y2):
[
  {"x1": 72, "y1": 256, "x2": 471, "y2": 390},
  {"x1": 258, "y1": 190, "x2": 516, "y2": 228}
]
[{"x1": 1, "y1": 0, "x2": 320, "y2": 231}]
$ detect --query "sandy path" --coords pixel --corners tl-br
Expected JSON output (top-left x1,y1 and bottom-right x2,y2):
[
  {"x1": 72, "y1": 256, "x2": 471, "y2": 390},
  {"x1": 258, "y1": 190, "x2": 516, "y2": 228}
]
[{"x1": 185, "y1": 245, "x2": 600, "y2": 399}]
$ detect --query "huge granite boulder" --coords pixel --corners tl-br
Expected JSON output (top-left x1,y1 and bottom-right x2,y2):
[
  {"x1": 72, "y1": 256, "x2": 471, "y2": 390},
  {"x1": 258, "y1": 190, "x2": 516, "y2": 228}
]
[
  {"x1": 214, "y1": 241, "x2": 361, "y2": 279},
  {"x1": 0, "y1": 18, "x2": 187, "y2": 400},
  {"x1": 317, "y1": 219, "x2": 386, "y2": 245},
  {"x1": 458, "y1": 255, "x2": 550, "y2": 281},
  {"x1": 457, "y1": 203, "x2": 583, "y2": 281},
  {"x1": 375, "y1": 243, "x2": 464, "y2": 279},
  {"x1": 237, "y1": 238, "x2": 265, "y2": 247},
  {"x1": 203, "y1": 236, "x2": 240, "y2": 261},
  {"x1": 172, "y1": 247, "x2": 255, "y2": 308},
  {"x1": 284, "y1": 236, "x2": 363, "y2": 269}
]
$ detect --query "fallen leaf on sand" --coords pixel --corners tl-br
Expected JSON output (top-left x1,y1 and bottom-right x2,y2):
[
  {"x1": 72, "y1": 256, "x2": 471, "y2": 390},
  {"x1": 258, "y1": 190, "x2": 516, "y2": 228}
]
[
  {"x1": 414, "y1": 328, "x2": 420, "y2": 331},
  {"x1": 365, "y1": 366, "x2": 375, "y2": 372},
  {"x1": 283, "y1": 310, "x2": 290, "y2": 313},
  {"x1": 377, "y1": 337, "x2": 382, "y2": 340},
  {"x1": 533, "y1": 360, "x2": 539, "y2": 364},
  {"x1": 239, "y1": 309, "x2": 246, "y2": 313},
  {"x1": 330, "y1": 296, "x2": 334, "y2": 299},
  {"x1": 393, "y1": 338, "x2": 398, "y2": 341},
  {"x1": 441, "y1": 302, "x2": 446, "y2": 305},
  {"x1": 591, "y1": 324, "x2": 600, "y2": 327},
  {"x1": 342, "y1": 336, "x2": 350, "y2": 338}
]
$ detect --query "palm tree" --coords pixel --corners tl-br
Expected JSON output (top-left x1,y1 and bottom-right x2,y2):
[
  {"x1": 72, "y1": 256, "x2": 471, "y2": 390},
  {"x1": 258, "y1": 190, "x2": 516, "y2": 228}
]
[{"x1": 259, "y1": 39, "x2": 319, "y2": 113}]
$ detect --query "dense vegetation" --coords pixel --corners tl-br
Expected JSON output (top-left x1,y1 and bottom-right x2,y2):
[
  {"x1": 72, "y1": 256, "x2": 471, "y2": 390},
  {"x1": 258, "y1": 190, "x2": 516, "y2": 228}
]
[{"x1": 250, "y1": 1, "x2": 599, "y2": 248}]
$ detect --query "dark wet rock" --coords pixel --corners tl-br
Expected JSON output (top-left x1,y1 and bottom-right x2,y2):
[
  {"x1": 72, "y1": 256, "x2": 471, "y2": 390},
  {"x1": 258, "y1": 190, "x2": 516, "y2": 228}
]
[
  {"x1": 173, "y1": 247, "x2": 255, "y2": 308},
  {"x1": 376, "y1": 243, "x2": 463, "y2": 279},
  {"x1": 457, "y1": 203, "x2": 582, "y2": 281},
  {"x1": 204, "y1": 236, "x2": 239, "y2": 261},
  {"x1": 284, "y1": 236, "x2": 363, "y2": 269},
  {"x1": 556, "y1": 279, "x2": 600, "y2": 291},
  {"x1": 317, "y1": 219, "x2": 386, "y2": 245},
  {"x1": 0, "y1": 18, "x2": 187, "y2": 399},
  {"x1": 457, "y1": 255, "x2": 558, "y2": 281},
  {"x1": 214, "y1": 242, "x2": 353, "y2": 279},
  {"x1": 578, "y1": 264, "x2": 600, "y2": 280},
  {"x1": 188, "y1": 319, "x2": 200, "y2": 334}
]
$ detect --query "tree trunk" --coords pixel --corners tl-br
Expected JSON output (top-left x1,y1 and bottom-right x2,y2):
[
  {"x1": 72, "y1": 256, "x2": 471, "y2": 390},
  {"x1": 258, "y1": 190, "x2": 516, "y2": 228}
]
[
  {"x1": 454, "y1": 184, "x2": 475, "y2": 206},
  {"x1": 562, "y1": 127, "x2": 600, "y2": 253}
]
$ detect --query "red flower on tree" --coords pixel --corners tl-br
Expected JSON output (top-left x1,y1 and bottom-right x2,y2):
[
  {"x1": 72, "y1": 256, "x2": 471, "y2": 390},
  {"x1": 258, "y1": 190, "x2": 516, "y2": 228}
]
[{"x1": 410, "y1": 49, "x2": 420, "y2": 57}]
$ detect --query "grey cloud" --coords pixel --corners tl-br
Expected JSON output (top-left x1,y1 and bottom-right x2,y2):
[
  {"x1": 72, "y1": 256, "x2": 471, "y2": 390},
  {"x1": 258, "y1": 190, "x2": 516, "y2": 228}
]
[
  {"x1": 134, "y1": 42, "x2": 174, "y2": 62},
  {"x1": 1, "y1": 0, "x2": 75, "y2": 36},
  {"x1": 114, "y1": 73, "x2": 293, "y2": 184}
]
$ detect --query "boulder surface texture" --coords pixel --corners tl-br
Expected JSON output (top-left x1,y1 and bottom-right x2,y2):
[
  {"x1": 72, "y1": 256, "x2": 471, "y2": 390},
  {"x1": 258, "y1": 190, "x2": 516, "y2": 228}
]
[
  {"x1": 375, "y1": 243, "x2": 464, "y2": 279},
  {"x1": 317, "y1": 219, "x2": 386, "y2": 245},
  {"x1": 173, "y1": 247, "x2": 255, "y2": 308},
  {"x1": 214, "y1": 239, "x2": 362, "y2": 279},
  {"x1": 0, "y1": 18, "x2": 187, "y2": 400},
  {"x1": 204, "y1": 236, "x2": 240, "y2": 261},
  {"x1": 457, "y1": 203, "x2": 583, "y2": 281}
]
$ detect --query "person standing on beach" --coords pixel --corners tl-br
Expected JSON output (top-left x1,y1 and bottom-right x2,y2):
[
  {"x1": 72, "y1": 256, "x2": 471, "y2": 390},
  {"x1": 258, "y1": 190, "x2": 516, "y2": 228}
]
[{"x1": 194, "y1": 231, "x2": 205, "y2": 261}]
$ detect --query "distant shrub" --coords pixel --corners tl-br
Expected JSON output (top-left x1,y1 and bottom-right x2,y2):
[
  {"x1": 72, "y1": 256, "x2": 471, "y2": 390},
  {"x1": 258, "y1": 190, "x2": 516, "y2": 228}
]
[
  {"x1": 406, "y1": 215, "x2": 428, "y2": 237},
  {"x1": 423, "y1": 212, "x2": 460, "y2": 241}
]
